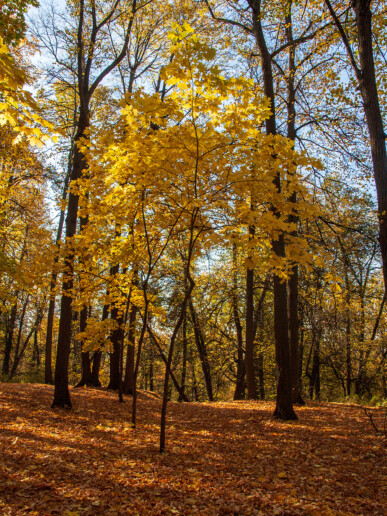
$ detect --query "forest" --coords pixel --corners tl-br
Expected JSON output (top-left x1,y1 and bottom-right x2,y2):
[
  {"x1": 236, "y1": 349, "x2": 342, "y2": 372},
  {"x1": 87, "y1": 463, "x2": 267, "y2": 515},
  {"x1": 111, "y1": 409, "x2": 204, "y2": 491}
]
[{"x1": 0, "y1": 0, "x2": 387, "y2": 513}]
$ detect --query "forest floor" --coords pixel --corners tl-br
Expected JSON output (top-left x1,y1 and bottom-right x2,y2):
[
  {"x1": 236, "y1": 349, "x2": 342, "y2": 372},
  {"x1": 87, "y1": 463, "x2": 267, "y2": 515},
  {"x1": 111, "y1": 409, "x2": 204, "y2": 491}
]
[{"x1": 0, "y1": 384, "x2": 386, "y2": 515}]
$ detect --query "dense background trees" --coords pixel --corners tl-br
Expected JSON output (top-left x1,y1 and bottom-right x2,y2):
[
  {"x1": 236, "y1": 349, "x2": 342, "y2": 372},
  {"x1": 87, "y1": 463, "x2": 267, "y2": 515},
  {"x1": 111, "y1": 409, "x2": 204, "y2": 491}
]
[{"x1": 1, "y1": 0, "x2": 386, "y2": 437}]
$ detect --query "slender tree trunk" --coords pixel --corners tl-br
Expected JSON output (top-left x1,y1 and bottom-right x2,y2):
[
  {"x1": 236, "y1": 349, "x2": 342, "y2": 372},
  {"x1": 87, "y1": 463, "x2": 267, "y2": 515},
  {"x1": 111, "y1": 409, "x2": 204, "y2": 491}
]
[
  {"x1": 354, "y1": 1, "x2": 387, "y2": 290},
  {"x1": 256, "y1": 300, "x2": 265, "y2": 400},
  {"x1": 31, "y1": 328, "x2": 40, "y2": 370},
  {"x1": 297, "y1": 305, "x2": 305, "y2": 401},
  {"x1": 252, "y1": 0, "x2": 296, "y2": 419},
  {"x1": 160, "y1": 269, "x2": 195, "y2": 452},
  {"x1": 10, "y1": 295, "x2": 29, "y2": 376},
  {"x1": 257, "y1": 351, "x2": 265, "y2": 400},
  {"x1": 149, "y1": 342, "x2": 154, "y2": 391},
  {"x1": 75, "y1": 306, "x2": 93, "y2": 387},
  {"x1": 107, "y1": 263, "x2": 122, "y2": 390},
  {"x1": 52, "y1": 110, "x2": 89, "y2": 409},
  {"x1": 123, "y1": 274, "x2": 138, "y2": 395},
  {"x1": 45, "y1": 149, "x2": 71, "y2": 385},
  {"x1": 11, "y1": 303, "x2": 45, "y2": 377},
  {"x1": 309, "y1": 332, "x2": 320, "y2": 400},
  {"x1": 232, "y1": 244, "x2": 245, "y2": 400},
  {"x1": 245, "y1": 227, "x2": 257, "y2": 400},
  {"x1": 131, "y1": 287, "x2": 149, "y2": 427},
  {"x1": 2, "y1": 294, "x2": 18, "y2": 375},
  {"x1": 346, "y1": 317, "x2": 352, "y2": 397},
  {"x1": 108, "y1": 304, "x2": 124, "y2": 390},
  {"x1": 189, "y1": 298, "x2": 214, "y2": 401},
  {"x1": 179, "y1": 311, "x2": 188, "y2": 401},
  {"x1": 90, "y1": 351, "x2": 102, "y2": 386},
  {"x1": 326, "y1": 0, "x2": 387, "y2": 291}
]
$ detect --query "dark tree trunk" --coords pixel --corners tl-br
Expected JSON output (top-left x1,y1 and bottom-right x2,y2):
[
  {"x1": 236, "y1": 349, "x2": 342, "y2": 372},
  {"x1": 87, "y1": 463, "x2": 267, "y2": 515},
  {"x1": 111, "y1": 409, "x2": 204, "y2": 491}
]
[
  {"x1": 149, "y1": 342, "x2": 154, "y2": 391},
  {"x1": 251, "y1": 0, "x2": 296, "y2": 420},
  {"x1": 284, "y1": 9, "x2": 304, "y2": 407},
  {"x1": 233, "y1": 244, "x2": 245, "y2": 400},
  {"x1": 189, "y1": 298, "x2": 214, "y2": 401},
  {"x1": 346, "y1": 317, "x2": 352, "y2": 397},
  {"x1": 107, "y1": 262, "x2": 122, "y2": 391},
  {"x1": 52, "y1": 111, "x2": 89, "y2": 409},
  {"x1": 51, "y1": 0, "x2": 139, "y2": 409},
  {"x1": 147, "y1": 324, "x2": 189, "y2": 402},
  {"x1": 131, "y1": 284, "x2": 149, "y2": 427},
  {"x1": 45, "y1": 150, "x2": 71, "y2": 385},
  {"x1": 90, "y1": 351, "x2": 102, "y2": 386},
  {"x1": 326, "y1": 0, "x2": 387, "y2": 291},
  {"x1": 108, "y1": 305, "x2": 123, "y2": 390},
  {"x1": 160, "y1": 270, "x2": 195, "y2": 453},
  {"x1": 11, "y1": 303, "x2": 44, "y2": 377},
  {"x1": 353, "y1": 0, "x2": 387, "y2": 291},
  {"x1": 2, "y1": 295, "x2": 18, "y2": 375},
  {"x1": 179, "y1": 310, "x2": 188, "y2": 401},
  {"x1": 31, "y1": 329, "x2": 40, "y2": 369},
  {"x1": 11, "y1": 295, "x2": 29, "y2": 376},
  {"x1": 256, "y1": 297, "x2": 265, "y2": 400},
  {"x1": 245, "y1": 229, "x2": 257, "y2": 400},
  {"x1": 297, "y1": 306, "x2": 305, "y2": 404},
  {"x1": 257, "y1": 352, "x2": 265, "y2": 400},
  {"x1": 308, "y1": 334, "x2": 320, "y2": 400},
  {"x1": 75, "y1": 306, "x2": 93, "y2": 387},
  {"x1": 123, "y1": 299, "x2": 137, "y2": 395},
  {"x1": 273, "y1": 270, "x2": 297, "y2": 419}
]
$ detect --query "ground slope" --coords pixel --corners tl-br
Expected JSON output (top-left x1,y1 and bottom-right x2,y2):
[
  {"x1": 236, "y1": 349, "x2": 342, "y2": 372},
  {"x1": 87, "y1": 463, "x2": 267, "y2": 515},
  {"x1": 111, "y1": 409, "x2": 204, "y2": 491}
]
[{"x1": 0, "y1": 383, "x2": 385, "y2": 515}]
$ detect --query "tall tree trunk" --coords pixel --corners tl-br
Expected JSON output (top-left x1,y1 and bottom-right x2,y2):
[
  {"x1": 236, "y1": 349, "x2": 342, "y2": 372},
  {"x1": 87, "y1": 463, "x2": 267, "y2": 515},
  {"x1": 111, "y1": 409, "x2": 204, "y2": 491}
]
[
  {"x1": 11, "y1": 302, "x2": 45, "y2": 377},
  {"x1": 256, "y1": 302, "x2": 265, "y2": 400},
  {"x1": 308, "y1": 332, "x2": 321, "y2": 400},
  {"x1": 2, "y1": 294, "x2": 18, "y2": 375},
  {"x1": 284, "y1": 6, "x2": 305, "y2": 407},
  {"x1": 123, "y1": 271, "x2": 138, "y2": 395},
  {"x1": 189, "y1": 297, "x2": 214, "y2": 401},
  {"x1": 149, "y1": 341, "x2": 154, "y2": 391},
  {"x1": 179, "y1": 310, "x2": 188, "y2": 402},
  {"x1": 147, "y1": 324, "x2": 189, "y2": 402},
  {"x1": 232, "y1": 244, "x2": 245, "y2": 400},
  {"x1": 45, "y1": 148, "x2": 71, "y2": 385},
  {"x1": 346, "y1": 316, "x2": 352, "y2": 397},
  {"x1": 108, "y1": 305, "x2": 123, "y2": 390},
  {"x1": 75, "y1": 306, "x2": 93, "y2": 387},
  {"x1": 10, "y1": 295, "x2": 29, "y2": 376},
  {"x1": 52, "y1": 109, "x2": 89, "y2": 409},
  {"x1": 90, "y1": 351, "x2": 102, "y2": 387},
  {"x1": 31, "y1": 328, "x2": 40, "y2": 370},
  {"x1": 107, "y1": 263, "x2": 122, "y2": 390},
  {"x1": 297, "y1": 305, "x2": 305, "y2": 401},
  {"x1": 353, "y1": 1, "x2": 387, "y2": 290},
  {"x1": 257, "y1": 351, "x2": 265, "y2": 400},
  {"x1": 252, "y1": 0, "x2": 296, "y2": 419},
  {"x1": 245, "y1": 227, "x2": 257, "y2": 399},
  {"x1": 326, "y1": 0, "x2": 387, "y2": 291},
  {"x1": 160, "y1": 248, "x2": 196, "y2": 453}
]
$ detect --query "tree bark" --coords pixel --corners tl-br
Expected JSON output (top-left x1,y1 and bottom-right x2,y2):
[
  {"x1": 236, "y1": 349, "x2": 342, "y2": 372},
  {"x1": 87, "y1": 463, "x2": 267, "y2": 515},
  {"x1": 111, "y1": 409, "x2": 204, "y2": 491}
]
[
  {"x1": 2, "y1": 294, "x2": 18, "y2": 375},
  {"x1": 52, "y1": 110, "x2": 89, "y2": 409},
  {"x1": 189, "y1": 297, "x2": 214, "y2": 401},
  {"x1": 123, "y1": 277, "x2": 138, "y2": 395},
  {"x1": 251, "y1": 0, "x2": 296, "y2": 419},
  {"x1": 45, "y1": 149, "x2": 71, "y2": 385},
  {"x1": 245, "y1": 227, "x2": 257, "y2": 400},
  {"x1": 179, "y1": 310, "x2": 188, "y2": 401},
  {"x1": 232, "y1": 244, "x2": 246, "y2": 400},
  {"x1": 325, "y1": 0, "x2": 387, "y2": 291}
]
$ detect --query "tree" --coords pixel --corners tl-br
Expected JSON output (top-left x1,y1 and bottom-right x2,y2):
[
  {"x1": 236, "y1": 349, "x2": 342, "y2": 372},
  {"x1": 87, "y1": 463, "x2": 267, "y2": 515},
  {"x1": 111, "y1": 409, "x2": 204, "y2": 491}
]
[
  {"x1": 324, "y1": 0, "x2": 387, "y2": 293},
  {"x1": 46, "y1": 0, "x2": 155, "y2": 409}
]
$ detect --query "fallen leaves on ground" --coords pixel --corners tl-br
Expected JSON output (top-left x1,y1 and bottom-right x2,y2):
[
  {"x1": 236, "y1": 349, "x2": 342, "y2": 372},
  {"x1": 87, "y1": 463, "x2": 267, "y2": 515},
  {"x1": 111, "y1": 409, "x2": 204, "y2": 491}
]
[{"x1": 0, "y1": 383, "x2": 385, "y2": 515}]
